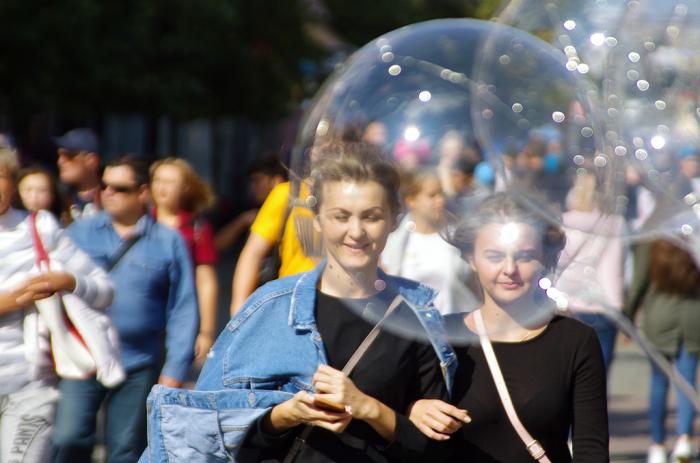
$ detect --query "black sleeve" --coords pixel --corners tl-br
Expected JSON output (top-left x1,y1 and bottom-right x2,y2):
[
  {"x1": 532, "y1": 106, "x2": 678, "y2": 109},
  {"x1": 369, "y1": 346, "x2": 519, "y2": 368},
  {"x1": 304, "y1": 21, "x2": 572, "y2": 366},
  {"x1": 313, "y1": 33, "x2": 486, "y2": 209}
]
[
  {"x1": 415, "y1": 340, "x2": 449, "y2": 399},
  {"x1": 243, "y1": 409, "x2": 299, "y2": 451},
  {"x1": 383, "y1": 341, "x2": 452, "y2": 462},
  {"x1": 571, "y1": 329, "x2": 609, "y2": 462}
]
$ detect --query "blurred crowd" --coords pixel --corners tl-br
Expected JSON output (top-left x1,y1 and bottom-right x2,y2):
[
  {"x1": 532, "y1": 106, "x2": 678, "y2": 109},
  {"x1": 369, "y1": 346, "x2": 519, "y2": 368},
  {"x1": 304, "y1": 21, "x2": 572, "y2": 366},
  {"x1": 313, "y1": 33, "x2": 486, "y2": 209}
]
[{"x1": 0, "y1": 119, "x2": 699, "y2": 463}]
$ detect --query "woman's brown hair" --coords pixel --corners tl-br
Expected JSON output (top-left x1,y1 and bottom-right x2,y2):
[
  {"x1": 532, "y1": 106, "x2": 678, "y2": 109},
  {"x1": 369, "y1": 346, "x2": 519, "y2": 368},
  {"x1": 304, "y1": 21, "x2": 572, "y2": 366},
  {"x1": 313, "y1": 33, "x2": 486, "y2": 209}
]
[
  {"x1": 447, "y1": 192, "x2": 566, "y2": 273},
  {"x1": 149, "y1": 157, "x2": 215, "y2": 215},
  {"x1": 649, "y1": 239, "x2": 700, "y2": 295},
  {"x1": 310, "y1": 142, "x2": 401, "y2": 217}
]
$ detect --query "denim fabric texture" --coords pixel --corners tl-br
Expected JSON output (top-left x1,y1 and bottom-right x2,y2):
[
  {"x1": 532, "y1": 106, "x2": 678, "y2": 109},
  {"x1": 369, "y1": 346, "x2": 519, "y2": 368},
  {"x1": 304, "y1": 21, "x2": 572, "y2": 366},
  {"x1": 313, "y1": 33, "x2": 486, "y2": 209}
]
[
  {"x1": 139, "y1": 263, "x2": 457, "y2": 462},
  {"x1": 53, "y1": 366, "x2": 158, "y2": 463},
  {"x1": 649, "y1": 343, "x2": 698, "y2": 443},
  {"x1": 67, "y1": 212, "x2": 199, "y2": 381},
  {"x1": 576, "y1": 313, "x2": 617, "y2": 373}
]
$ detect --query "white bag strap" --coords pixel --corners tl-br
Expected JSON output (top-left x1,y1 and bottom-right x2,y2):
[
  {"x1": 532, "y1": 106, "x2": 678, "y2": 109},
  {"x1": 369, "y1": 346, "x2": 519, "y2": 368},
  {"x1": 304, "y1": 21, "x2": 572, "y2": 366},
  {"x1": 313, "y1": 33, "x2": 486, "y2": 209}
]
[{"x1": 473, "y1": 309, "x2": 551, "y2": 463}]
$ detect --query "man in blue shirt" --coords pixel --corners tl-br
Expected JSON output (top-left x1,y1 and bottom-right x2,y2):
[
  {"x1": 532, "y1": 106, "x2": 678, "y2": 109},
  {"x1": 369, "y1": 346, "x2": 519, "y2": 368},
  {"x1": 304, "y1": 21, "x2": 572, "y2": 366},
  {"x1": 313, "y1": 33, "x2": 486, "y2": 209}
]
[{"x1": 53, "y1": 155, "x2": 199, "y2": 463}]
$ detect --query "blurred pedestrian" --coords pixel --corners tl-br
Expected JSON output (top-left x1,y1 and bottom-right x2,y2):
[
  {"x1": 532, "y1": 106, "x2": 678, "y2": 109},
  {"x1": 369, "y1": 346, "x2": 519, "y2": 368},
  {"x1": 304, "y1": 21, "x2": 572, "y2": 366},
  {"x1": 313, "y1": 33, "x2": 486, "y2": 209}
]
[
  {"x1": 150, "y1": 157, "x2": 219, "y2": 362},
  {"x1": 54, "y1": 128, "x2": 101, "y2": 220},
  {"x1": 53, "y1": 155, "x2": 199, "y2": 463},
  {"x1": 625, "y1": 238, "x2": 700, "y2": 463},
  {"x1": 0, "y1": 146, "x2": 113, "y2": 463},
  {"x1": 382, "y1": 169, "x2": 477, "y2": 314},
  {"x1": 229, "y1": 172, "x2": 317, "y2": 315},
  {"x1": 16, "y1": 167, "x2": 71, "y2": 226},
  {"x1": 558, "y1": 172, "x2": 625, "y2": 372},
  {"x1": 215, "y1": 155, "x2": 286, "y2": 252}
]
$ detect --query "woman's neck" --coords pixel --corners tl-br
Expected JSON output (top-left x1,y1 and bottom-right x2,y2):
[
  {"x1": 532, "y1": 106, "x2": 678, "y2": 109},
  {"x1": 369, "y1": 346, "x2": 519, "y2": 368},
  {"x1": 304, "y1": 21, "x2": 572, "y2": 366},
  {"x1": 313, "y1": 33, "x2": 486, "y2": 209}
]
[
  {"x1": 320, "y1": 258, "x2": 380, "y2": 299},
  {"x1": 472, "y1": 296, "x2": 549, "y2": 342},
  {"x1": 155, "y1": 206, "x2": 180, "y2": 228}
]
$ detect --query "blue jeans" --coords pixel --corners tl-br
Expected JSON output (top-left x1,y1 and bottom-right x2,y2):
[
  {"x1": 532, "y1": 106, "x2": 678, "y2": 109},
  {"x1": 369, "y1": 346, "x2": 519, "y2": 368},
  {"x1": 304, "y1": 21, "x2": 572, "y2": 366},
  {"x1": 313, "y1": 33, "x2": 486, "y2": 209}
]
[
  {"x1": 649, "y1": 344, "x2": 698, "y2": 444},
  {"x1": 576, "y1": 313, "x2": 617, "y2": 373},
  {"x1": 52, "y1": 366, "x2": 157, "y2": 463}
]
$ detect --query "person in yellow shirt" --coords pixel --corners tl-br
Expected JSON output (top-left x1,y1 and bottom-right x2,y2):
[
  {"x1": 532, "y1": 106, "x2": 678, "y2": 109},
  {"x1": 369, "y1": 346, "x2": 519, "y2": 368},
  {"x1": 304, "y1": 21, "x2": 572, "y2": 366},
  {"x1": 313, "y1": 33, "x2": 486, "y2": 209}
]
[{"x1": 230, "y1": 181, "x2": 317, "y2": 315}]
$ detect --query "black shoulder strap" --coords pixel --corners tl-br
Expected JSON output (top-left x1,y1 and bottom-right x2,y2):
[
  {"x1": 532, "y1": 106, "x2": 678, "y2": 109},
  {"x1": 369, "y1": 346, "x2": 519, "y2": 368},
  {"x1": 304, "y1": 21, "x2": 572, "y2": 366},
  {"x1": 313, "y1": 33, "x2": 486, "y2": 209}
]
[{"x1": 106, "y1": 235, "x2": 142, "y2": 272}]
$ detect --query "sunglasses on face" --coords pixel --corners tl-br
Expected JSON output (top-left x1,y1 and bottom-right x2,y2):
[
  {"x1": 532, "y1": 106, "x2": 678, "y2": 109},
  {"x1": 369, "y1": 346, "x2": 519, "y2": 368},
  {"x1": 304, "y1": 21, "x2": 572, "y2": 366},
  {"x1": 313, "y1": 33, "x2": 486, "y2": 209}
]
[
  {"x1": 57, "y1": 149, "x2": 83, "y2": 160},
  {"x1": 100, "y1": 182, "x2": 141, "y2": 194}
]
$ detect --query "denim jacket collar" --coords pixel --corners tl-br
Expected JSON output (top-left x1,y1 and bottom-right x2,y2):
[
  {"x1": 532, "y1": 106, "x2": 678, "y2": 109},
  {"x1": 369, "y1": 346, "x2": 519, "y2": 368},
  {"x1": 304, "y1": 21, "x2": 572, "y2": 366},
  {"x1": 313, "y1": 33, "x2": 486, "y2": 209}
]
[{"x1": 288, "y1": 261, "x2": 438, "y2": 330}]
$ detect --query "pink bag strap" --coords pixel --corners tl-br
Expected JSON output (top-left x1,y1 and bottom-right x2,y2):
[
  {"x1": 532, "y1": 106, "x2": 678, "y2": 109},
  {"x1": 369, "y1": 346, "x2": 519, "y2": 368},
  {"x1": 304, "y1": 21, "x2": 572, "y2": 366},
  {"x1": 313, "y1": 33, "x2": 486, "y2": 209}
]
[
  {"x1": 30, "y1": 212, "x2": 51, "y2": 270},
  {"x1": 473, "y1": 309, "x2": 551, "y2": 463}
]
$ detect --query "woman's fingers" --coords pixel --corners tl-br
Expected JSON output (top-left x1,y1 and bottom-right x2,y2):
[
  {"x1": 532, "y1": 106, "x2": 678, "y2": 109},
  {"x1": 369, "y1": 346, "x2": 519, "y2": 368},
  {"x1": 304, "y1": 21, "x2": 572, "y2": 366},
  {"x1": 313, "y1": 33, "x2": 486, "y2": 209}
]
[
  {"x1": 416, "y1": 422, "x2": 451, "y2": 441},
  {"x1": 311, "y1": 414, "x2": 352, "y2": 433},
  {"x1": 435, "y1": 401, "x2": 471, "y2": 423},
  {"x1": 297, "y1": 392, "x2": 350, "y2": 422},
  {"x1": 424, "y1": 413, "x2": 462, "y2": 434}
]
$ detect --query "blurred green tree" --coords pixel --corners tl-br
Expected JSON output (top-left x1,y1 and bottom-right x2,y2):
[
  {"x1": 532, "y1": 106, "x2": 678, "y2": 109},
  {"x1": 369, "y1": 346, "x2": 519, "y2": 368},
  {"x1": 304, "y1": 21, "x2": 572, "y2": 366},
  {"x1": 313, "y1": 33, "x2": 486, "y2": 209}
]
[{"x1": 0, "y1": 0, "x2": 499, "y2": 126}]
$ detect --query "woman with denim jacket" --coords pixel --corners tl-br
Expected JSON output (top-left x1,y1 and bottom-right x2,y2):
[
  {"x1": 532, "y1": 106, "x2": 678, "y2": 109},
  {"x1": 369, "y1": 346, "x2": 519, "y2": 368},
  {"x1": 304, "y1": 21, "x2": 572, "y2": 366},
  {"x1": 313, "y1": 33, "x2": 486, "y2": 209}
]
[{"x1": 140, "y1": 142, "x2": 462, "y2": 463}]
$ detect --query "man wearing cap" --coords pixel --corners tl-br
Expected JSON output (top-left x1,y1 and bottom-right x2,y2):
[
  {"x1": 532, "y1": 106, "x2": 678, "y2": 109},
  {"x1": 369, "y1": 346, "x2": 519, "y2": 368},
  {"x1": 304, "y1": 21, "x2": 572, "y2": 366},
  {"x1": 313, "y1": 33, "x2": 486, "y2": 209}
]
[{"x1": 54, "y1": 128, "x2": 102, "y2": 220}]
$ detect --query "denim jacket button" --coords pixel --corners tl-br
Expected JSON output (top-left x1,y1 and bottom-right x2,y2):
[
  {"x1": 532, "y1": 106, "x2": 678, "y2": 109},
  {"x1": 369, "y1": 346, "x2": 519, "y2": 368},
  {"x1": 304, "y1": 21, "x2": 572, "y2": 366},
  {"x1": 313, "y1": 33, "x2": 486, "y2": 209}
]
[{"x1": 248, "y1": 392, "x2": 256, "y2": 407}]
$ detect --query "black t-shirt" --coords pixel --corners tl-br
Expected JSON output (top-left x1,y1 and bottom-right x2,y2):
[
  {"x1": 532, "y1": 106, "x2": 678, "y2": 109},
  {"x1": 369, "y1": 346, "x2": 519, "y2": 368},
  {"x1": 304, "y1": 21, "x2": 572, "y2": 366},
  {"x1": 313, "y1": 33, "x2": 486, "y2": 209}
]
[
  {"x1": 445, "y1": 315, "x2": 609, "y2": 462},
  {"x1": 245, "y1": 290, "x2": 447, "y2": 462}
]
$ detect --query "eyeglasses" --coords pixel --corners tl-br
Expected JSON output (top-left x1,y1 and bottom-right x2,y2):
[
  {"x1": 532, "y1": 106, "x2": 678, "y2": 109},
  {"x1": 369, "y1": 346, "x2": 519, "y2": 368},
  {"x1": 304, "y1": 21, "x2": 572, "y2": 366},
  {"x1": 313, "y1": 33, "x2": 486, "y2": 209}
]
[
  {"x1": 57, "y1": 149, "x2": 83, "y2": 160},
  {"x1": 100, "y1": 182, "x2": 141, "y2": 194}
]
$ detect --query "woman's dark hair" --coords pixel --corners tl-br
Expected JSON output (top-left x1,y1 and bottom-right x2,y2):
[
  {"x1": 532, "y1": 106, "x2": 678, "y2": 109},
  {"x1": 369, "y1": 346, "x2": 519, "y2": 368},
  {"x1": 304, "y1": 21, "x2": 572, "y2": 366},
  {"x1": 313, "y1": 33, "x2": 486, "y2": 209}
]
[
  {"x1": 310, "y1": 142, "x2": 401, "y2": 217},
  {"x1": 447, "y1": 192, "x2": 566, "y2": 273},
  {"x1": 16, "y1": 167, "x2": 71, "y2": 225},
  {"x1": 649, "y1": 239, "x2": 700, "y2": 295}
]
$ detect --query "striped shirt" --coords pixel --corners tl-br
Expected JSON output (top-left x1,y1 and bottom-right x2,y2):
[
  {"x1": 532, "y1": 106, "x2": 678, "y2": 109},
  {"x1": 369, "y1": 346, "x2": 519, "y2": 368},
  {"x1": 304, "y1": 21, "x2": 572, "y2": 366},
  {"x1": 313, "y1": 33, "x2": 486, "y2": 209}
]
[{"x1": 0, "y1": 208, "x2": 113, "y2": 393}]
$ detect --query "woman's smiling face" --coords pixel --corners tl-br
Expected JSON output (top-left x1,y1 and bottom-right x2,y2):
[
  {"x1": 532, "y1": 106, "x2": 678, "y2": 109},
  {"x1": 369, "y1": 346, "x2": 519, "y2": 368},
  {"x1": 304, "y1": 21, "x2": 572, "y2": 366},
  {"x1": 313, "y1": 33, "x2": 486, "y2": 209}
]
[
  {"x1": 315, "y1": 180, "x2": 395, "y2": 276},
  {"x1": 469, "y1": 221, "x2": 545, "y2": 307}
]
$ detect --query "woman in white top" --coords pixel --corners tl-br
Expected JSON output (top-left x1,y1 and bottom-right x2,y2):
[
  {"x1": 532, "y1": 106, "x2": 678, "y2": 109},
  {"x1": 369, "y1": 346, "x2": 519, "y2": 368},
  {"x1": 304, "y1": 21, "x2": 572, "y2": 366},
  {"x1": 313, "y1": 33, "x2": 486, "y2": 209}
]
[
  {"x1": 382, "y1": 169, "x2": 477, "y2": 314},
  {"x1": 0, "y1": 146, "x2": 113, "y2": 462}
]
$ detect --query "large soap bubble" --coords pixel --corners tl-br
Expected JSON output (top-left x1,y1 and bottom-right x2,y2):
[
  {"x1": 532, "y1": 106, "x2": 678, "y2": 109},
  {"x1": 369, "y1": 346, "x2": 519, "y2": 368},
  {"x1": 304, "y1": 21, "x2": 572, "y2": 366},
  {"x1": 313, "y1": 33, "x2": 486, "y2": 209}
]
[
  {"x1": 493, "y1": 0, "x2": 700, "y2": 250},
  {"x1": 602, "y1": 0, "x2": 700, "y2": 243},
  {"x1": 494, "y1": 0, "x2": 700, "y2": 414},
  {"x1": 290, "y1": 18, "x2": 606, "y2": 345}
]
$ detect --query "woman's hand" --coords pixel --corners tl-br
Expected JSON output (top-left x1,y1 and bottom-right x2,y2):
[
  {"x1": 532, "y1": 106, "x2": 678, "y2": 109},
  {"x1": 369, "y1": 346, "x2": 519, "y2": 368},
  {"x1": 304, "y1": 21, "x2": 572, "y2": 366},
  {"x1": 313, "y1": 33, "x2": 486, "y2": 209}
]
[
  {"x1": 407, "y1": 399, "x2": 470, "y2": 441},
  {"x1": 312, "y1": 365, "x2": 374, "y2": 420},
  {"x1": 265, "y1": 391, "x2": 352, "y2": 434},
  {"x1": 16, "y1": 272, "x2": 77, "y2": 302},
  {"x1": 194, "y1": 332, "x2": 215, "y2": 362}
]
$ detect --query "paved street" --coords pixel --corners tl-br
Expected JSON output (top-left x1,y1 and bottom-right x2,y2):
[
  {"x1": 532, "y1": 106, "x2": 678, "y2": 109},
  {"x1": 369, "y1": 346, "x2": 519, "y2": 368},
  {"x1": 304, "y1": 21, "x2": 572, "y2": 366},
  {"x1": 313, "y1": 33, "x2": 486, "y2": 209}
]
[{"x1": 610, "y1": 340, "x2": 700, "y2": 462}]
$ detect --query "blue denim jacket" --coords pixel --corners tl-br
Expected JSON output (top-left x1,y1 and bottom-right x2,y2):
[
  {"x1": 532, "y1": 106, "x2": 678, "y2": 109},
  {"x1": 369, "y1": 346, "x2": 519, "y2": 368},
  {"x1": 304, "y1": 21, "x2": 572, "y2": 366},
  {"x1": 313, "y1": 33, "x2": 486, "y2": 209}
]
[{"x1": 140, "y1": 263, "x2": 457, "y2": 462}]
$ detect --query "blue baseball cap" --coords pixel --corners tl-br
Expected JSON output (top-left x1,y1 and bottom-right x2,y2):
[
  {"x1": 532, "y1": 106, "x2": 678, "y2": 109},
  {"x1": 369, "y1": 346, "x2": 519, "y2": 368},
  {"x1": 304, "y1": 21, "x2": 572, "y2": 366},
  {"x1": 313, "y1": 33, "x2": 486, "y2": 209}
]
[
  {"x1": 53, "y1": 128, "x2": 99, "y2": 153},
  {"x1": 677, "y1": 144, "x2": 699, "y2": 160}
]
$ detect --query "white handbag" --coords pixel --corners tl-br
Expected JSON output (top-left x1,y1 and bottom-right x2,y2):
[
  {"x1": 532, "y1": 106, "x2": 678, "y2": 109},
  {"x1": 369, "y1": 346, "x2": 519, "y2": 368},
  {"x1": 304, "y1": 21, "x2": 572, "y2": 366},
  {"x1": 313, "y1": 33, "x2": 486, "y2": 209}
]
[{"x1": 30, "y1": 212, "x2": 125, "y2": 387}]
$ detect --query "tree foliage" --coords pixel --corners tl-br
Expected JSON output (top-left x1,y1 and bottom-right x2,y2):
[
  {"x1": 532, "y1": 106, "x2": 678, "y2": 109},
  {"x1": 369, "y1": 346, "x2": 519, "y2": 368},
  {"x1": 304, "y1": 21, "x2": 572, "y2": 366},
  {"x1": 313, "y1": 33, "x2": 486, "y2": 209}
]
[
  {"x1": 0, "y1": 0, "x2": 313, "y2": 121},
  {"x1": 0, "y1": 0, "x2": 499, "y2": 124}
]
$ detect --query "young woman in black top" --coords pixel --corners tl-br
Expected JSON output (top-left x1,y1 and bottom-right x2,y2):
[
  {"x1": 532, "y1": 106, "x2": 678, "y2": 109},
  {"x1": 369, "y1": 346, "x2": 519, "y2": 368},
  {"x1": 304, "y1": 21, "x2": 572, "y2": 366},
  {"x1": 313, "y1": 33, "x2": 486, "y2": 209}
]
[
  {"x1": 408, "y1": 192, "x2": 609, "y2": 462},
  {"x1": 238, "y1": 142, "x2": 462, "y2": 462}
]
